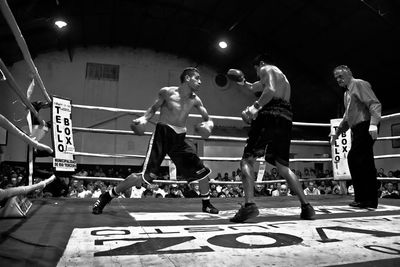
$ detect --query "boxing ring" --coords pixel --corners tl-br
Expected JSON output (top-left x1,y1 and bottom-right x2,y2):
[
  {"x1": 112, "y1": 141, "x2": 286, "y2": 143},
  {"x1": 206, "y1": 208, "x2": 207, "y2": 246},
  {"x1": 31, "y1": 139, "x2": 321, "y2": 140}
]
[{"x1": 1, "y1": 1, "x2": 400, "y2": 266}]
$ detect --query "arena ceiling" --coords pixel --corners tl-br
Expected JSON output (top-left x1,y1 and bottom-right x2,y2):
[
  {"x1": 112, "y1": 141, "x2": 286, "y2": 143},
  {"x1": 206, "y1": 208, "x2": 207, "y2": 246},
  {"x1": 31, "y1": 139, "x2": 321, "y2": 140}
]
[{"x1": 0, "y1": 0, "x2": 399, "y2": 126}]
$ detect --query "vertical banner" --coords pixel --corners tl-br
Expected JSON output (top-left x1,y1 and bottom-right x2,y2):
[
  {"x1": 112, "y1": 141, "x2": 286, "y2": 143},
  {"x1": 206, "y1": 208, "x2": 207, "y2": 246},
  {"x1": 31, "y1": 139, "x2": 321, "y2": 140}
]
[
  {"x1": 52, "y1": 96, "x2": 76, "y2": 172},
  {"x1": 257, "y1": 160, "x2": 266, "y2": 182},
  {"x1": 169, "y1": 160, "x2": 177, "y2": 180},
  {"x1": 330, "y1": 119, "x2": 351, "y2": 180}
]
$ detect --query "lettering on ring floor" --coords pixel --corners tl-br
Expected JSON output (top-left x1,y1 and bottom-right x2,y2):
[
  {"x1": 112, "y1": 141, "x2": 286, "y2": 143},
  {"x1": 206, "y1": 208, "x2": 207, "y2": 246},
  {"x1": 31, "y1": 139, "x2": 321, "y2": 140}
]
[{"x1": 58, "y1": 205, "x2": 400, "y2": 267}]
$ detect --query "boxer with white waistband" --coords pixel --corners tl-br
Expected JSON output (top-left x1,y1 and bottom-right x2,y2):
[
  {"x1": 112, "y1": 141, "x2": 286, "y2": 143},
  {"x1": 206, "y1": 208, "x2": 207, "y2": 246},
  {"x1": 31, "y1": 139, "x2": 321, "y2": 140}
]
[{"x1": 92, "y1": 67, "x2": 218, "y2": 215}]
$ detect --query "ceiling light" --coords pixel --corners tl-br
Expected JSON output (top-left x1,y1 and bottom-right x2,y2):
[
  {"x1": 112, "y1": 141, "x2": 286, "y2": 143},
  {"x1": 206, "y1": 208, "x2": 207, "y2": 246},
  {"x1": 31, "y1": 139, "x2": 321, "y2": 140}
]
[
  {"x1": 218, "y1": 41, "x2": 228, "y2": 49},
  {"x1": 54, "y1": 20, "x2": 67, "y2": 29}
]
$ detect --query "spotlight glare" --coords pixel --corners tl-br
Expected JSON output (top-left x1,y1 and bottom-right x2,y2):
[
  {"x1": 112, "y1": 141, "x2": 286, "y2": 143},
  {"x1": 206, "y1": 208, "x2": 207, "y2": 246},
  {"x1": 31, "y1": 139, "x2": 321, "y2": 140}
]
[
  {"x1": 55, "y1": 20, "x2": 67, "y2": 29},
  {"x1": 219, "y1": 41, "x2": 228, "y2": 49}
]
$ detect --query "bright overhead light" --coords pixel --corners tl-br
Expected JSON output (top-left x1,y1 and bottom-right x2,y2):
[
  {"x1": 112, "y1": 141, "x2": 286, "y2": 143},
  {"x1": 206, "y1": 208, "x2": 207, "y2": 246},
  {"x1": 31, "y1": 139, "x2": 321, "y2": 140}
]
[
  {"x1": 54, "y1": 20, "x2": 67, "y2": 29},
  {"x1": 218, "y1": 41, "x2": 228, "y2": 49}
]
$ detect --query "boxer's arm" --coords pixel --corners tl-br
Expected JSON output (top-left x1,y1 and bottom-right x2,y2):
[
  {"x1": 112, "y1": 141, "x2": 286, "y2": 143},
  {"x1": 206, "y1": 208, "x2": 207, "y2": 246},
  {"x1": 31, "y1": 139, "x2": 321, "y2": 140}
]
[
  {"x1": 140, "y1": 88, "x2": 166, "y2": 122},
  {"x1": 194, "y1": 96, "x2": 211, "y2": 123},
  {"x1": 194, "y1": 96, "x2": 214, "y2": 137}
]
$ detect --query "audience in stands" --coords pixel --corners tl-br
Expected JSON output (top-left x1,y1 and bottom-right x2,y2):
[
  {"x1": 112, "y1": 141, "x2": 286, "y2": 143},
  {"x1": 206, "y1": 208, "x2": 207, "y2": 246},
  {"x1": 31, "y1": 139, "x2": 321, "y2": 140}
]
[{"x1": 1, "y1": 162, "x2": 399, "y2": 202}]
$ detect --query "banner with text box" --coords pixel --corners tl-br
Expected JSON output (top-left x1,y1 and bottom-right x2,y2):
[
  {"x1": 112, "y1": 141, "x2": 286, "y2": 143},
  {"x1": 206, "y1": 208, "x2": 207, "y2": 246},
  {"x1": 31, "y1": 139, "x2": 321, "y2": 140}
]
[
  {"x1": 52, "y1": 96, "x2": 76, "y2": 172},
  {"x1": 330, "y1": 119, "x2": 351, "y2": 180}
]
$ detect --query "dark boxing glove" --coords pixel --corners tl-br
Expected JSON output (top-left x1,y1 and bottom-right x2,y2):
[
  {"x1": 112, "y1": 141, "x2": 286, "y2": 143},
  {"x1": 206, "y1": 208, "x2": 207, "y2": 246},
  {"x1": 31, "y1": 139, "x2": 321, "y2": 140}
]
[{"x1": 227, "y1": 69, "x2": 245, "y2": 85}]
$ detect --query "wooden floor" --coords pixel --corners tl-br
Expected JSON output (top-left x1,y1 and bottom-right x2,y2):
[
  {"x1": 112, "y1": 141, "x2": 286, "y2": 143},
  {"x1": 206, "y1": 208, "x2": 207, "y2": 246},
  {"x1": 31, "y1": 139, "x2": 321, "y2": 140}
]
[{"x1": 1, "y1": 195, "x2": 400, "y2": 267}]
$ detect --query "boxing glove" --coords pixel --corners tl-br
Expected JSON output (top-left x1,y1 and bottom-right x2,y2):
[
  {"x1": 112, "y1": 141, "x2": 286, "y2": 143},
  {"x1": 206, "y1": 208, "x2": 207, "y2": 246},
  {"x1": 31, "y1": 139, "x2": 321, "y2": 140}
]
[
  {"x1": 130, "y1": 117, "x2": 147, "y2": 136},
  {"x1": 241, "y1": 102, "x2": 261, "y2": 124},
  {"x1": 241, "y1": 109, "x2": 253, "y2": 124},
  {"x1": 195, "y1": 120, "x2": 214, "y2": 138},
  {"x1": 227, "y1": 69, "x2": 245, "y2": 85}
]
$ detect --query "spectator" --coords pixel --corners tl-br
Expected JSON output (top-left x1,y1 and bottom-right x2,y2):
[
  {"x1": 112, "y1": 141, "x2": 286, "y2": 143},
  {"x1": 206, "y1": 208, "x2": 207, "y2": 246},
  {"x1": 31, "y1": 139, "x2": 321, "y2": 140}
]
[
  {"x1": 129, "y1": 184, "x2": 146, "y2": 198},
  {"x1": 185, "y1": 183, "x2": 201, "y2": 198},
  {"x1": 317, "y1": 181, "x2": 328, "y2": 194},
  {"x1": 165, "y1": 184, "x2": 184, "y2": 198},
  {"x1": 303, "y1": 168, "x2": 310, "y2": 178},
  {"x1": 377, "y1": 168, "x2": 386, "y2": 177},
  {"x1": 347, "y1": 183, "x2": 355, "y2": 196},
  {"x1": 222, "y1": 172, "x2": 230, "y2": 181},
  {"x1": 152, "y1": 184, "x2": 167, "y2": 198},
  {"x1": 380, "y1": 183, "x2": 400, "y2": 199},
  {"x1": 254, "y1": 184, "x2": 268, "y2": 197},
  {"x1": 210, "y1": 189, "x2": 219, "y2": 198},
  {"x1": 303, "y1": 182, "x2": 320, "y2": 195},
  {"x1": 214, "y1": 173, "x2": 222, "y2": 181},
  {"x1": 234, "y1": 170, "x2": 241, "y2": 181},
  {"x1": 270, "y1": 168, "x2": 279, "y2": 180},
  {"x1": 272, "y1": 184, "x2": 291, "y2": 197},
  {"x1": 331, "y1": 181, "x2": 342, "y2": 195},
  {"x1": 143, "y1": 189, "x2": 154, "y2": 198}
]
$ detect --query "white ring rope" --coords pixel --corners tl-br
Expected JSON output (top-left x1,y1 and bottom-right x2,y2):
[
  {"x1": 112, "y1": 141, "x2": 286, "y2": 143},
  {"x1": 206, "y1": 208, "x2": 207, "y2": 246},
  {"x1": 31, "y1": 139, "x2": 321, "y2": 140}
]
[
  {"x1": 382, "y1": 113, "x2": 400, "y2": 120},
  {"x1": 0, "y1": 59, "x2": 45, "y2": 124},
  {"x1": 72, "y1": 126, "x2": 331, "y2": 145},
  {"x1": 71, "y1": 175, "x2": 400, "y2": 184},
  {"x1": 71, "y1": 103, "x2": 331, "y2": 127},
  {"x1": 71, "y1": 175, "x2": 335, "y2": 184},
  {"x1": 374, "y1": 154, "x2": 400, "y2": 159},
  {"x1": 70, "y1": 151, "x2": 331, "y2": 162},
  {"x1": 0, "y1": 114, "x2": 53, "y2": 154},
  {"x1": 377, "y1": 136, "x2": 400, "y2": 141},
  {"x1": 0, "y1": 0, "x2": 51, "y2": 102},
  {"x1": 71, "y1": 103, "x2": 400, "y2": 127},
  {"x1": 72, "y1": 126, "x2": 400, "y2": 143}
]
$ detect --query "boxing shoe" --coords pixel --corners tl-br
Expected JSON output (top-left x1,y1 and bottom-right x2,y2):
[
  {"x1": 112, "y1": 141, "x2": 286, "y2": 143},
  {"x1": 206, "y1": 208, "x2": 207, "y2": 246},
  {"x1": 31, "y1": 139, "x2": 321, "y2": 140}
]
[
  {"x1": 92, "y1": 192, "x2": 112, "y2": 214},
  {"x1": 188, "y1": 167, "x2": 212, "y2": 184},
  {"x1": 202, "y1": 202, "x2": 219, "y2": 214},
  {"x1": 300, "y1": 203, "x2": 316, "y2": 220},
  {"x1": 230, "y1": 203, "x2": 259, "y2": 223}
]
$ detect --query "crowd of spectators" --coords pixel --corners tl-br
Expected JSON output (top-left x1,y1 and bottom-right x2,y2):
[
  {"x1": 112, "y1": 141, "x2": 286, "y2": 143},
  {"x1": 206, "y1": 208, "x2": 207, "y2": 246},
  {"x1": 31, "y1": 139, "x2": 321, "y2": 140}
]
[{"x1": 1, "y1": 162, "x2": 399, "y2": 200}]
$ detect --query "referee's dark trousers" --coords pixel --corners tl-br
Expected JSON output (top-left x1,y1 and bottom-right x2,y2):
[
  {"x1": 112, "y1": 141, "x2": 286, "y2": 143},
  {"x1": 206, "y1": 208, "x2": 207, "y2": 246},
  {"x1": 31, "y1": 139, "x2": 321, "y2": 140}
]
[{"x1": 348, "y1": 121, "x2": 378, "y2": 207}]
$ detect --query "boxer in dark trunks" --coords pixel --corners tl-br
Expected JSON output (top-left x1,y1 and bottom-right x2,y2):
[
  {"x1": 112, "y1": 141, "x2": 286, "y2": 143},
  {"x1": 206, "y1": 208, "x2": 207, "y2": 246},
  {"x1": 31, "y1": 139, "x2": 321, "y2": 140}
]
[
  {"x1": 227, "y1": 54, "x2": 315, "y2": 222},
  {"x1": 92, "y1": 67, "x2": 218, "y2": 215}
]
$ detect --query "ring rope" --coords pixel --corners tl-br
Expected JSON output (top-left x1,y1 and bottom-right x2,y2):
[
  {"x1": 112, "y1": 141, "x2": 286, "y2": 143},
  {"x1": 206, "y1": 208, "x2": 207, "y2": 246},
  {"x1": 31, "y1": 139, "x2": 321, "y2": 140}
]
[
  {"x1": 382, "y1": 113, "x2": 400, "y2": 120},
  {"x1": 0, "y1": 59, "x2": 44, "y2": 124},
  {"x1": 71, "y1": 175, "x2": 334, "y2": 184},
  {"x1": 71, "y1": 151, "x2": 400, "y2": 161},
  {"x1": 72, "y1": 126, "x2": 330, "y2": 145},
  {"x1": 71, "y1": 175, "x2": 400, "y2": 184},
  {"x1": 72, "y1": 103, "x2": 400, "y2": 126},
  {"x1": 71, "y1": 103, "x2": 331, "y2": 127},
  {"x1": 0, "y1": 0, "x2": 51, "y2": 102},
  {"x1": 374, "y1": 154, "x2": 400, "y2": 159},
  {"x1": 70, "y1": 151, "x2": 331, "y2": 162},
  {"x1": 0, "y1": 114, "x2": 53, "y2": 154},
  {"x1": 72, "y1": 126, "x2": 400, "y2": 143},
  {"x1": 376, "y1": 136, "x2": 400, "y2": 141}
]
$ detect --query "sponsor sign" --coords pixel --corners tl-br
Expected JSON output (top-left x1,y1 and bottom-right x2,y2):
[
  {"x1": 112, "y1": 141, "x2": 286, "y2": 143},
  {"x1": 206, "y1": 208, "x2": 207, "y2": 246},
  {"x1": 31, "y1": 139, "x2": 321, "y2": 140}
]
[
  {"x1": 52, "y1": 96, "x2": 76, "y2": 171},
  {"x1": 58, "y1": 214, "x2": 400, "y2": 267},
  {"x1": 330, "y1": 119, "x2": 351, "y2": 180}
]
